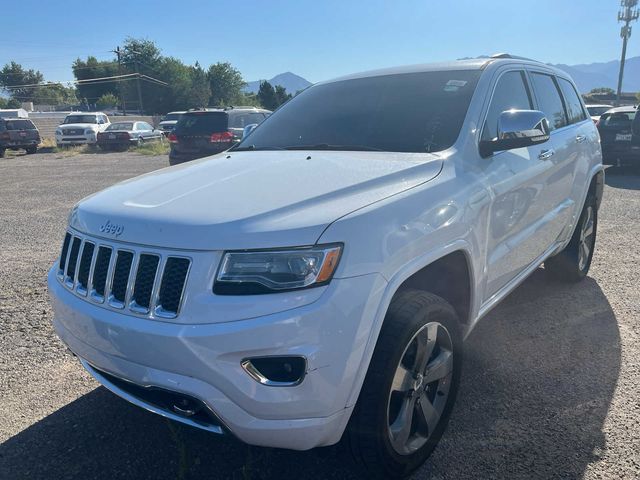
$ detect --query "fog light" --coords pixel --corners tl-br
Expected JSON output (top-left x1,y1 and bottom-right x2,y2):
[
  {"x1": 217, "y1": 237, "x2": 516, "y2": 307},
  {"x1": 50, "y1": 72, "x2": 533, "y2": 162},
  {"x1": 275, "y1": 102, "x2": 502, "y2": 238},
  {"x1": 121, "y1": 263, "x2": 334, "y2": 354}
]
[{"x1": 241, "y1": 356, "x2": 307, "y2": 386}]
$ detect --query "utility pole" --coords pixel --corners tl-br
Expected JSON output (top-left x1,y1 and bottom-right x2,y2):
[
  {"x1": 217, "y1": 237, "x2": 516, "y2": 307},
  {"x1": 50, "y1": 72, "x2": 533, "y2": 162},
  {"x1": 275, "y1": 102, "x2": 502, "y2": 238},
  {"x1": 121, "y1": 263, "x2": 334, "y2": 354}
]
[
  {"x1": 616, "y1": 0, "x2": 639, "y2": 106},
  {"x1": 111, "y1": 46, "x2": 126, "y2": 115}
]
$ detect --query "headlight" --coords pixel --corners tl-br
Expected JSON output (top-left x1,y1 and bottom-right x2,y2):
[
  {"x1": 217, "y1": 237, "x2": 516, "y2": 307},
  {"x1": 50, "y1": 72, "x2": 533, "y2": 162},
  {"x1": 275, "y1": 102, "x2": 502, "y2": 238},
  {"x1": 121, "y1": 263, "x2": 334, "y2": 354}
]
[
  {"x1": 214, "y1": 244, "x2": 342, "y2": 295},
  {"x1": 55, "y1": 129, "x2": 62, "y2": 135},
  {"x1": 84, "y1": 129, "x2": 95, "y2": 135}
]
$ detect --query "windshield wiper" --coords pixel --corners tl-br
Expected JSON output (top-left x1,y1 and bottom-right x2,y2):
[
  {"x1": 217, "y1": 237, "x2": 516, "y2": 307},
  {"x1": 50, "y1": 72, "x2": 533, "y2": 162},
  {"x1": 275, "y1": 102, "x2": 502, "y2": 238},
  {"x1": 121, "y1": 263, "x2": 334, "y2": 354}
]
[
  {"x1": 283, "y1": 144, "x2": 384, "y2": 152},
  {"x1": 231, "y1": 144, "x2": 286, "y2": 151}
]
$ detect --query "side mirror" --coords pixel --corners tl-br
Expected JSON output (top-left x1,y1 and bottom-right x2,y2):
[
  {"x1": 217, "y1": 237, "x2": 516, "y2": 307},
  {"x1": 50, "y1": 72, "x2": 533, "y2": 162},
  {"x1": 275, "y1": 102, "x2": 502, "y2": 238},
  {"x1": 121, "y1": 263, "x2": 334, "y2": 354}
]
[
  {"x1": 480, "y1": 109, "x2": 550, "y2": 157},
  {"x1": 243, "y1": 123, "x2": 258, "y2": 138}
]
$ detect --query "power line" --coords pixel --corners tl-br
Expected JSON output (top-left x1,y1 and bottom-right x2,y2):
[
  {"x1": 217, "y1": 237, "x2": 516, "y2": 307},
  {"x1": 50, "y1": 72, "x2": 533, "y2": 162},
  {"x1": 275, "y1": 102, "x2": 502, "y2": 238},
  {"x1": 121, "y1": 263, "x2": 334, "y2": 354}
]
[{"x1": 616, "y1": 0, "x2": 639, "y2": 105}]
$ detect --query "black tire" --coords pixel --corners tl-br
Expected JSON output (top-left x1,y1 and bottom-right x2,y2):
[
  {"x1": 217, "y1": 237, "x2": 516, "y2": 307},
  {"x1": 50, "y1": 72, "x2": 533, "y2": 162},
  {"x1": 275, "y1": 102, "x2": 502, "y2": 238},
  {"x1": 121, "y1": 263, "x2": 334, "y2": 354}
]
[
  {"x1": 347, "y1": 290, "x2": 463, "y2": 479},
  {"x1": 26, "y1": 146, "x2": 37, "y2": 154},
  {"x1": 0, "y1": 148, "x2": 5, "y2": 158},
  {"x1": 545, "y1": 193, "x2": 597, "y2": 282}
]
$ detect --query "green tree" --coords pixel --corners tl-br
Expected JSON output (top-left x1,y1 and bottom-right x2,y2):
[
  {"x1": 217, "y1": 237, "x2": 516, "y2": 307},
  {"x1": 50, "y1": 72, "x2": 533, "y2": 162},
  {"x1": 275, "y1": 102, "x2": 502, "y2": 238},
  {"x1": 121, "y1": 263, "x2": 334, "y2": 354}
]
[
  {"x1": 31, "y1": 84, "x2": 77, "y2": 106},
  {"x1": 207, "y1": 62, "x2": 246, "y2": 106},
  {"x1": 72, "y1": 56, "x2": 119, "y2": 106},
  {"x1": 96, "y1": 92, "x2": 119, "y2": 109},
  {"x1": 0, "y1": 97, "x2": 22, "y2": 109},
  {"x1": 274, "y1": 85, "x2": 292, "y2": 106},
  {"x1": 0, "y1": 62, "x2": 44, "y2": 103},
  {"x1": 636, "y1": 91, "x2": 640, "y2": 103},
  {"x1": 258, "y1": 81, "x2": 278, "y2": 110},
  {"x1": 589, "y1": 87, "x2": 615, "y2": 95}
]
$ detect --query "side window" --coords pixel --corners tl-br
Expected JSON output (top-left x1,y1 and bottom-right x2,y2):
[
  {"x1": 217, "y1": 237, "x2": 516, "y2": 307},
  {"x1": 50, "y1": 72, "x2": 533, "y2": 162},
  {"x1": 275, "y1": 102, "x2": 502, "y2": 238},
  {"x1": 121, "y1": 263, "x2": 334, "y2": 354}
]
[
  {"x1": 482, "y1": 71, "x2": 532, "y2": 141},
  {"x1": 558, "y1": 78, "x2": 587, "y2": 124},
  {"x1": 530, "y1": 73, "x2": 567, "y2": 131}
]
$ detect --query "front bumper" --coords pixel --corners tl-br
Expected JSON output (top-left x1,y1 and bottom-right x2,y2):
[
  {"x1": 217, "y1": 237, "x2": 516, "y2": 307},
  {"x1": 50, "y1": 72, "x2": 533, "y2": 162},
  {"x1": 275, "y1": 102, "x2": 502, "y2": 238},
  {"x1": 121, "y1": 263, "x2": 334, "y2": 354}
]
[
  {"x1": 56, "y1": 133, "x2": 97, "y2": 145},
  {"x1": 48, "y1": 266, "x2": 386, "y2": 450}
]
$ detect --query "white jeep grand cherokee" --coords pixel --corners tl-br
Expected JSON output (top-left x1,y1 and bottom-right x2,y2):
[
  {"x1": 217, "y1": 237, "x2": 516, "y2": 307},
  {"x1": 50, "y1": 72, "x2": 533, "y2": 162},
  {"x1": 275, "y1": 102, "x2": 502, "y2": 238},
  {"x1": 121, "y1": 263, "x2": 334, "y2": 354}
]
[
  {"x1": 48, "y1": 55, "x2": 603, "y2": 478},
  {"x1": 55, "y1": 112, "x2": 110, "y2": 146}
]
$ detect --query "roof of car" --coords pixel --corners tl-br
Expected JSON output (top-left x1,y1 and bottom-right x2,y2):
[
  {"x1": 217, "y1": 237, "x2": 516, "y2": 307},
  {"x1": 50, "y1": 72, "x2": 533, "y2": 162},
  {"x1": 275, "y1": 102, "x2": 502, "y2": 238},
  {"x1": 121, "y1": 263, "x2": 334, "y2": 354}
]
[
  {"x1": 322, "y1": 54, "x2": 568, "y2": 84},
  {"x1": 585, "y1": 104, "x2": 614, "y2": 108},
  {"x1": 66, "y1": 112, "x2": 107, "y2": 115},
  {"x1": 185, "y1": 107, "x2": 271, "y2": 114}
]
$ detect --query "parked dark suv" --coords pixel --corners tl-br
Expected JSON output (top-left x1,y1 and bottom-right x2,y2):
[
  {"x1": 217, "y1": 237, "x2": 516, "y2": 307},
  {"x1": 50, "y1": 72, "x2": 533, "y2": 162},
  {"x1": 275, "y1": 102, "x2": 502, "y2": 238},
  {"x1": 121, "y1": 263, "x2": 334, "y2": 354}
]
[
  {"x1": 596, "y1": 105, "x2": 639, "y2": 166},
  {"x1": 0, "y1": 118, "x2": 41, "y2": 157},
  {"x1": 168, "y1": 107, "x2": 270, "y2": 165}
]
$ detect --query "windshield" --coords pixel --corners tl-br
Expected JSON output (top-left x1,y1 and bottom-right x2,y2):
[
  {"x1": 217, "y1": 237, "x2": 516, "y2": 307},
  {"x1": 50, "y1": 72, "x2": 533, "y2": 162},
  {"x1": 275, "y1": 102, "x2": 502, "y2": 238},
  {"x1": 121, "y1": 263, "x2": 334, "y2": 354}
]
[
  {"x1": 162, "y1": 113, "x2": 182, "y2": 121},
  {"x1": 64, "y1": 115, "x2": 97, "y2": 124},
  {"x1": 587, "y1": 106, "x2": 611, "y2": 117},
  {"x1": 235, "y1": 70, "x2": 480, "y2": 153},
  {"x1": 106, "y1": 122, "x2": 134, "y2": 131}
]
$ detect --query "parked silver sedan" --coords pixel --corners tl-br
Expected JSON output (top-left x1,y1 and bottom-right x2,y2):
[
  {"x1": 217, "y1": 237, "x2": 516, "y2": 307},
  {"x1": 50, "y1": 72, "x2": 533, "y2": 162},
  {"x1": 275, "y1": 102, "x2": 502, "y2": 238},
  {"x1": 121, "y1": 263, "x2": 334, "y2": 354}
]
[{"x1": 96, "y1": 121, "x2": 163, "y2": 151}]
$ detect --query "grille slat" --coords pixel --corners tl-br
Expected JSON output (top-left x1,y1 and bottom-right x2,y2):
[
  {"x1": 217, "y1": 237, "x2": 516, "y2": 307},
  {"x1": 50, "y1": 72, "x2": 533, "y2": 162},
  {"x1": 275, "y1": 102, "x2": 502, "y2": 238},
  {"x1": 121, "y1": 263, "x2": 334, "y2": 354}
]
[
  {"x1": 92, "y1": 246, "x2": 112, "y2": 298},
  {"x1": 65, "y1": 237, "x2": 82, "y2": 285},
  {"x1": 77, "y1": 242, "x2": 95, "y2": 292},
  {"x1": 57, "y1": 232, "x2": 190, "y2": 319},
  {"x1": 132, "y1": 254, "x2": 160, "y2": 311},
  {"x1": 110, "y1": 251, "x2": 134, "y2": 305},
  {"x1": 157, "y1": 257, "x2": 190, "y2": 316},
  {"x1": 59, "y1": 233, "x2": 72, "y2": 273}
]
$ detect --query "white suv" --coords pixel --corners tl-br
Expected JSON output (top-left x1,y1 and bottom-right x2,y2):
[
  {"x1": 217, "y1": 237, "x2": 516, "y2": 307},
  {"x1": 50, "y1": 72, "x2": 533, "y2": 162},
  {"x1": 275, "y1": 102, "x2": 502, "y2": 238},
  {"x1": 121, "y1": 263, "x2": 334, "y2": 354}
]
[
  {"x1": 48, "y1": 55, "x2": 603, "y2": 478},
  {"x1": 55, "y1": 112, "x2": 110, "y2": 146}
]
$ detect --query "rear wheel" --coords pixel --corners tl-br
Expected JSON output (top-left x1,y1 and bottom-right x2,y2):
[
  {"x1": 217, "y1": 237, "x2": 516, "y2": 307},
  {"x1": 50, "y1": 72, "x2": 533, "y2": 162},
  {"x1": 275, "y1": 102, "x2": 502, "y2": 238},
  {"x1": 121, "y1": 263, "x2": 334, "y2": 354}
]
[
  {"x1": 348, "y1": 290, "x2": 462, "y2": 478},
  {"x1": 545, "y1": 194, "x2": 597, "y2": 282},
  {"x1": 0, "y1": 148, "x2": 5, "y2": 158},
  {"x1": 26, "y1": 146, "x2": 37, "y2": 154}
]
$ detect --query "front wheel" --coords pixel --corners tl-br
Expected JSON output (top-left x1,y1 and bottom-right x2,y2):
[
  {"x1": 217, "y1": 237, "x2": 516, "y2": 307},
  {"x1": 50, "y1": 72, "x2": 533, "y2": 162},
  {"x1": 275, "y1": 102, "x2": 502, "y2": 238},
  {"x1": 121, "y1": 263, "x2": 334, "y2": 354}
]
[
  {"x1": 347, "y1": 290, "x2": 462, "y2": 479},
  {"x1": 545, "y1": 194, "x2": 597, "y2": 282}
]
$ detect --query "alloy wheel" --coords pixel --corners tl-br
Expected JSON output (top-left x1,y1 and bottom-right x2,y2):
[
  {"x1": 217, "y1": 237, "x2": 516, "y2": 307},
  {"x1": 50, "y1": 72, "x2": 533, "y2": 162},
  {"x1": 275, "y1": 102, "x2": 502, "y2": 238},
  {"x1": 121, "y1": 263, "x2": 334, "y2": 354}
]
[
  {"x1": 387, "y1": 321, "x2": 454, "y2": 455},
  {"x1": 578, "y1": 205, "x2": 595, "y2": 272}
]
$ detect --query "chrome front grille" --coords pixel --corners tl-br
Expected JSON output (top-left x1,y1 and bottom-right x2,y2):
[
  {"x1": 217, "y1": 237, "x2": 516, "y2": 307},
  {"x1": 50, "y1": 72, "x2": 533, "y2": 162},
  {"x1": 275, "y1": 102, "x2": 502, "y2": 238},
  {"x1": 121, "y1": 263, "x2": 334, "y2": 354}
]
[{"x1": 57, "y1": 231, "x2": 190, "y2": 319}]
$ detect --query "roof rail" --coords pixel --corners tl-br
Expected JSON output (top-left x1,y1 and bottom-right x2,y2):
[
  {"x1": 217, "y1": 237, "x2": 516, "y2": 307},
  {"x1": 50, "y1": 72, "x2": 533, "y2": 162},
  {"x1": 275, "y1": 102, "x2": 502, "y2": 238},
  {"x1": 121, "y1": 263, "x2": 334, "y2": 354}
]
[
  {"x1": 225, "y1": 106, "x2": 259, "y2": 110},
  {"x1": 490, "y1": 53, "x2": 536, "y2": 61}
]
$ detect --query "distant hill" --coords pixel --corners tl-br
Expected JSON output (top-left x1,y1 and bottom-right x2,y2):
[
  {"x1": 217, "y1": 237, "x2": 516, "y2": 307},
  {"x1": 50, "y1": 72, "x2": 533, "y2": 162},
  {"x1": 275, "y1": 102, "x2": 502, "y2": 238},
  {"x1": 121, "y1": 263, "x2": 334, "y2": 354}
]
[
  {"x1": 551, "y1": 56, "x2": 640, "y2": 93},
  {"x1": 244, "y1": 72, "x2": 312, "y2": 94}
]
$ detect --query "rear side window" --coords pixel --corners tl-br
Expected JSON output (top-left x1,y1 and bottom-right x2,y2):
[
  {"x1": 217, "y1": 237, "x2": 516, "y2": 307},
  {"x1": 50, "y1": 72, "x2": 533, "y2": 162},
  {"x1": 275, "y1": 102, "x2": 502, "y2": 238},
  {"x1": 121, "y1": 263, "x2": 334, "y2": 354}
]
[
  {"x1": 530, "y1": 73, "x2": 567, "y2": 131},
  {"x1": 175, "y1": 113, "x2": 228, "y2": 134},
  {"x1": 229, "y1": 113, "x2": 266, "y2": 128},
  {"x1": 482, "y1": 71, "x2": 532, "y2": 141},
  {"x1": 558, "y1": 78, "x2": 587, "y2": 124},
  {"x1": 5, "y1": 119, "x2": 35, "y2": 130}
]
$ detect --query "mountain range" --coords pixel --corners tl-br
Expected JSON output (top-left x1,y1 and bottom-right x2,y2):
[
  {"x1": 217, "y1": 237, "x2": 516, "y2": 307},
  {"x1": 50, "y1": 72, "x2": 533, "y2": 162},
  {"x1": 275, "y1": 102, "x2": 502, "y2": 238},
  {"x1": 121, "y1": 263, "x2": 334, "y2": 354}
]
[
  {"x1": 243, "y1": 72, "x2": 312, "y2": 94},
  {"x1": 247, "y1": 56, "x2": 640, "y2": 96},
  {"x1": 552, "y1": 56, "x2": 640, "y2": 93}
]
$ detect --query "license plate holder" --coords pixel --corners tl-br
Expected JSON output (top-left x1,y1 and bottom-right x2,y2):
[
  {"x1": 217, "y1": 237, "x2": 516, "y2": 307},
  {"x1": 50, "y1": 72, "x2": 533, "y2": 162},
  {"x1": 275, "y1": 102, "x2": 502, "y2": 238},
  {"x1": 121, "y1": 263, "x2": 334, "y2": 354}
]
[{"x1": 615, "y1": 133, "x2": 632, "y2": 142}]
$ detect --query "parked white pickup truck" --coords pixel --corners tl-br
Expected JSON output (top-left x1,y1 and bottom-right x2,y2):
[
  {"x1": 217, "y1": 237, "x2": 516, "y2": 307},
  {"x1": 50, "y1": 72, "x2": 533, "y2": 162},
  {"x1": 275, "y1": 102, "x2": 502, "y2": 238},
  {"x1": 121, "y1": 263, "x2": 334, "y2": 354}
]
[{"x1": 48, "y1": 54, "x2": 603, "y2": 478}]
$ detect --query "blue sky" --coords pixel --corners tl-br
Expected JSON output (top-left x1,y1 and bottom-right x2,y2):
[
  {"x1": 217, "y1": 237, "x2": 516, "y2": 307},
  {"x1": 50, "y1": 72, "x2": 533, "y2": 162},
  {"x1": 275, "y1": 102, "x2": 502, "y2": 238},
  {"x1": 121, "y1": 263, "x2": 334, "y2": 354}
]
[{"x1": 1, "y1": 0, "x2": 637, "y2": 84}]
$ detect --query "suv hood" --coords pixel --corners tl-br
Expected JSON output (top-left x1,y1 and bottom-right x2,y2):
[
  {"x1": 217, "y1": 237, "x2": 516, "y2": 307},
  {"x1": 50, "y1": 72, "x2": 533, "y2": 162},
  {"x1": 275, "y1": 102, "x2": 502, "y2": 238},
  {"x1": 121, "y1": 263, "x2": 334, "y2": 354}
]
[
  {"x1": 60, "y1": 123, "x2": 99, "y2": 130},
  {"x1": 70, "y1": 151, "x2": 443, "y2": 250}
]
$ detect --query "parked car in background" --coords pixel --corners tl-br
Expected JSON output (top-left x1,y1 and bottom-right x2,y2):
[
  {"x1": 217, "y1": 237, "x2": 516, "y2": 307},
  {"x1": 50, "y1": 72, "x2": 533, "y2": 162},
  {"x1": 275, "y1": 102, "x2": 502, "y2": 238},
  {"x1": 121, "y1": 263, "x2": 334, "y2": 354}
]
[
  {"x1": 168, "y1": 107, "x2": 271, "y2": 165},
  {"x1": 158, "y1": 111, "x2": 185, "y2": 136},
  {"x1": 585, "y1": 104, "x2": 613, "y2": 123},
  {"x1": 0, "y1": 117, "x2": 41, "y2": 157},
  {"x1": 55, "y1": 112, "x2": 110, "y2": 147},
  {"x1": 49, "y1": 55, "x2": 603, "y2": 478},
  {"x1": 97, "y1": 121, "x2": 164, "y2": 151},
  {"x1": 596, "y1": 105, "x2": 639, "y2": 166}
]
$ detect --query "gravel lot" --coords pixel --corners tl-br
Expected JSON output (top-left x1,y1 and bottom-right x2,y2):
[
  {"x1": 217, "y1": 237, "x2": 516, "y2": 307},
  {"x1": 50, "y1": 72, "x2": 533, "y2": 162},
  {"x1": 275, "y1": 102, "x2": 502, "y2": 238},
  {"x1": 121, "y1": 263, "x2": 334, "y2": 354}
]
[{"x1": 0, "y1": 152, "x2": 638, "y2": 479}]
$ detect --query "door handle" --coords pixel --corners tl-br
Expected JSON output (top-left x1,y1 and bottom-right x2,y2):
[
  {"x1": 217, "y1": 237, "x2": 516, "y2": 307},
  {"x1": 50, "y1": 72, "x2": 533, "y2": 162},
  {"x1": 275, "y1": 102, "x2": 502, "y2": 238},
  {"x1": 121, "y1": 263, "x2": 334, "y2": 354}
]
[
  {"x1": 538, "y1": 149, "x2": 555, "y2": 160},
  {"x1": 576, "y1": 135, "x2": 586, "y2": 143}
]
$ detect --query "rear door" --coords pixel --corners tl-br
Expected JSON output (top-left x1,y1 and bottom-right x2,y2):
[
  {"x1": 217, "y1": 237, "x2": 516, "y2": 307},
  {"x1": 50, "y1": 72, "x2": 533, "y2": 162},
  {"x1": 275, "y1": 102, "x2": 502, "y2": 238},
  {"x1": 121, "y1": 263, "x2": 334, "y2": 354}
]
[{"x1": 173, "y1": 112, "x2": 228, "y2": 153}]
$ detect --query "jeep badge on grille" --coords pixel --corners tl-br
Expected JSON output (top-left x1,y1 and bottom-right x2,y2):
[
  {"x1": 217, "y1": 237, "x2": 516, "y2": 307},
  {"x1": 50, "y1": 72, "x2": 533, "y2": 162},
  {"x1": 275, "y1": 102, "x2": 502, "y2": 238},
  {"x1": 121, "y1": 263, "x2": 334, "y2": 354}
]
[{"x1": 99, "y1": 220, "x2": 124, "y2": 237}]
